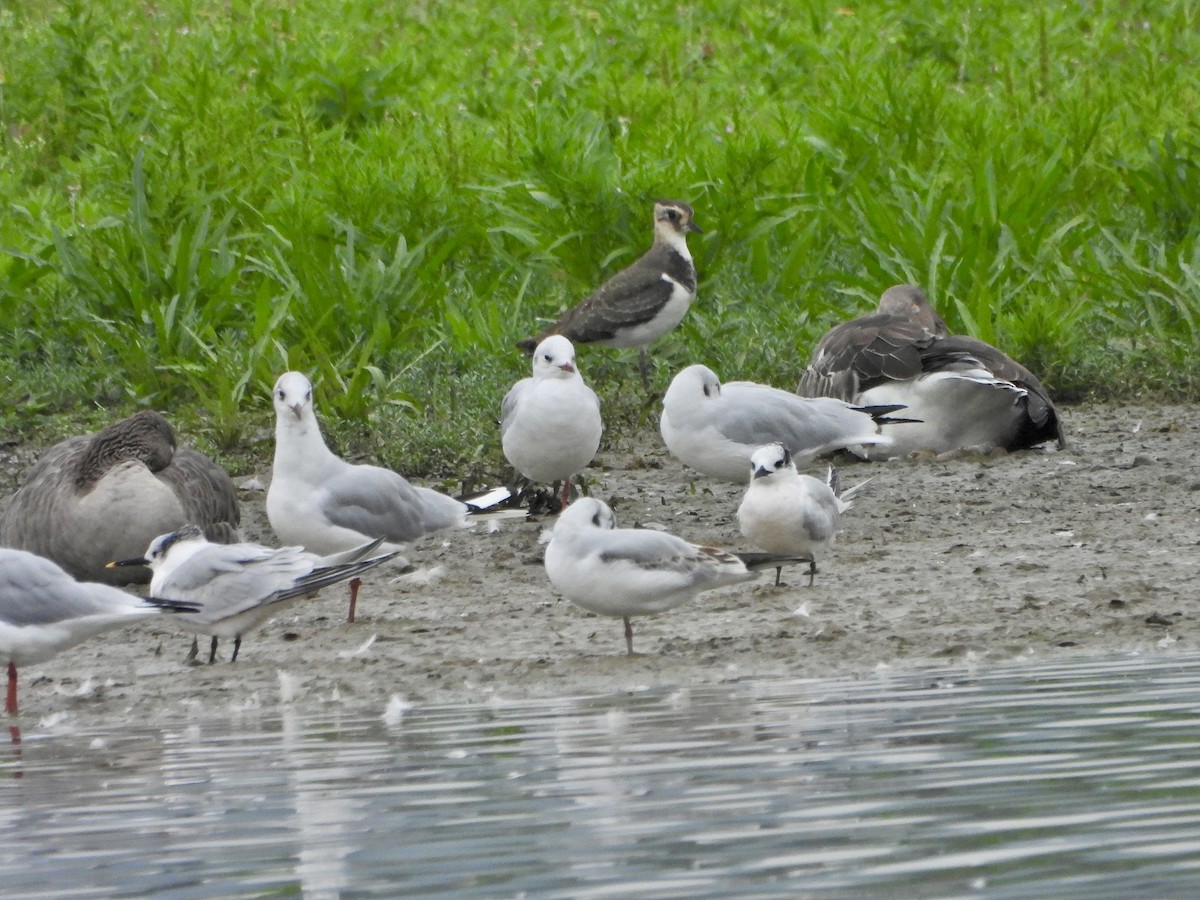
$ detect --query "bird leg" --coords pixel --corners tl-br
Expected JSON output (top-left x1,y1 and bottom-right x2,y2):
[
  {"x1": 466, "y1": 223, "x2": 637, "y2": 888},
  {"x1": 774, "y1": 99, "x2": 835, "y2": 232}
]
[
  {"x1": 637, "y1": 349, "x2": 653, "y2": 392},
  {"x1": 231, "y1": 635, "x2": 242, "y2": 663},
  {"x1": 184, "y1": 637, "x2": 199, "y2": 665},
  {"x1": 624, "y1": 616, "x2": 635, "y2": 656},
  {"x1": 560, "y1": 479, "x2": 572, "y2": 509},
  {"x1": 807, "y1": 560, "x2": 817, "y2": 587},
  {"x1": 347, "y1": 577, "x2": 363, "y2": 624},
  {"x1": 774, "y1": 566, "x2": 783, "y2": 587},
  {"x1": 5, "y1": 662, "x2": 17, "y2": 717},
  {"x1": 208, "y1": 636, "x2": 219, "y2": 665}
]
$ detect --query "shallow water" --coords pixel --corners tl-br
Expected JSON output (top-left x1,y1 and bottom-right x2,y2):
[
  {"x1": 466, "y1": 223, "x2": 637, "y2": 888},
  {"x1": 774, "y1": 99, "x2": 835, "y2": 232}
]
[{"x1": 4, "y1": 652, "x2": 1200, "y2": 898}]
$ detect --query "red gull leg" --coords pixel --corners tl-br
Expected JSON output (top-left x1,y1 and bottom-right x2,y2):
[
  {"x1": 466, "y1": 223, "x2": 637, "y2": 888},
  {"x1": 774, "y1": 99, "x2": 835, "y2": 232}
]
[
  {"x1": 6, "y1": 662, "x2": 17, "y2": 717},
  {"x1": 347, "y1": 577, "x2": 363, "y2": 624},
  {"x1": 560, "y1": 479, "x2": 571, "y2": 508}
]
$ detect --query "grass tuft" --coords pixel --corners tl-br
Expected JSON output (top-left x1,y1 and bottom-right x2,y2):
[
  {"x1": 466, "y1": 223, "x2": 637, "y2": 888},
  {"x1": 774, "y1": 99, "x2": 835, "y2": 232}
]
[{"x1": 1, "y1": 0, "x2": 1198, "y2": 478}]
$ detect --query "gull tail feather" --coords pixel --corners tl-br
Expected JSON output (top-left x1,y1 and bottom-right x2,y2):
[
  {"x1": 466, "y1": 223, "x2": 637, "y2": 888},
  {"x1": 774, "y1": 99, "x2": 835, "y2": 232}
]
[
  {"x1": 273, "y1": 551, "x2": 404, "y2": 605},
  {"x1": 460, "y1": 485, "x2": 529, "y2": 522},
  {"x1": 459, "y1": 486, "x2": 513, "y2": 511},
  {"x1": 145, "y1": 597, "x2": 204, "y2": 614},
  {"x1": 316, "y1": 536, "x2": 387, "y2": 567},
  {"x1": 827, "y1": 467, "x2": 876, "y2": 513},
  {"x1": 857, "y1": 403, "x2": 923, "y2": 426},
  {"x1": 734, "y1": 552, "x2": 813, "y2": 572}
]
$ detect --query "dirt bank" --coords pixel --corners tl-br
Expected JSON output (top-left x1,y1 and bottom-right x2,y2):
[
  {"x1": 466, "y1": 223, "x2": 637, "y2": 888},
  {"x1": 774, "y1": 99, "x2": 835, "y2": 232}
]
[{"x1": 7, "y1": 403, "x2": 1200, "y2": 727}]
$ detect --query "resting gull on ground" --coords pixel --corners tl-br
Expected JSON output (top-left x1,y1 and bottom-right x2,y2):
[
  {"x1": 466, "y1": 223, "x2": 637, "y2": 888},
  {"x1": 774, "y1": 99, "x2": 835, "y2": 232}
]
[
  {"x1": 267, "y1": 371, "x2": 506, "y2": 621},
  {"x1": 660, "y1": 364, "x2": 908, "y2": 482}
]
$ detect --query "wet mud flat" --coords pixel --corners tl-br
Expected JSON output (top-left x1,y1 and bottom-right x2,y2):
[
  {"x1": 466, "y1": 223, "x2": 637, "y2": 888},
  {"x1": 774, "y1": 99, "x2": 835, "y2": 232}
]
[{"x1": 4, "y1": 403, "x2": 1199, "y2": 725}]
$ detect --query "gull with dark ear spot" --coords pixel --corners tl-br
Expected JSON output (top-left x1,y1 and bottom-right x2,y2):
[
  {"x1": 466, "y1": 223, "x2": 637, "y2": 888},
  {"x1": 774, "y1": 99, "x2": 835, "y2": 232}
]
[
  {"x1": 737, "y1": 443, "x2": 866, "y2": 586},
  {"x1": 267, "y1": 371, "x2": 499, "y2": 623},
  {"x1": 0, "y1": 410, "x2": 239, "y2": 586},
  {"x1": 660, "y1": 364, "x2": 910, "y2": 483},
  {"x1": 0, "y1": 547, "x2": 198, "y2": 718},
  {"x1": 109, "y1": 525, "x2": 399, "y2": 664},
  {"x1": 501, "y1": 335, "x2": 603, "y2": 509},
  {"x1": 543, "y1": 498, "x2": 806, "y2": 655},
  {"x1": 516, "y1": 199, "x2": 702, "y2": 390},
  {"x1": 799, "y1": 284, "x2": 1065, "y2": 456}
]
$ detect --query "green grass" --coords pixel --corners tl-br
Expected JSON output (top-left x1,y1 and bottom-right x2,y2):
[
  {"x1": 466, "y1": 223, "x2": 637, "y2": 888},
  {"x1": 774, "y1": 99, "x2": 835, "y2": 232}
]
[{"x1": 1, "y1": 0, "x2": 1198, "y2": 478}]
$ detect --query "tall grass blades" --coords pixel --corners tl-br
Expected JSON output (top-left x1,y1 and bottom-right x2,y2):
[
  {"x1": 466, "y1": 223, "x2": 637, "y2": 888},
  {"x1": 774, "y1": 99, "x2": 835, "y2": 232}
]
[{"x1": 1, "y1": 0, "x2": 1198, "y2": 473}]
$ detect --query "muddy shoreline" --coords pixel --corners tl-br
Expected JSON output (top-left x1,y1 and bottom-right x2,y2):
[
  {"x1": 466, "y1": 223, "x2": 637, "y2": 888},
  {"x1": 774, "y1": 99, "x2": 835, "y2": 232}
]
[{"x1": 6, "y1": 403, "x2": 1200, "y2": 727}]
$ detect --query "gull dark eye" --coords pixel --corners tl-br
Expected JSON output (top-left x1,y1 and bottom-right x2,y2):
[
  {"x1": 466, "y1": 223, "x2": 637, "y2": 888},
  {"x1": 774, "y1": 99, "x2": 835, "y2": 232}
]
[
  {"x1": 276, "y1": 389, "x2": 285, "y2": 400},
  {"x1": 592, "y1": 512, "x2": 602, "y2": 527}
]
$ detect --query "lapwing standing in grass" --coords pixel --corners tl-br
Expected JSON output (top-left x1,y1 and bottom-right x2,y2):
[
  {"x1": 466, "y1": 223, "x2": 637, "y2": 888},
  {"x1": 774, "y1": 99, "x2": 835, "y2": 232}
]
[
  {"x1": 798, "y1": 284, "x2": 1065, "y2": 456},
  {"x1": 517, "y1": 199, "x2": 702, "y2": 391}
]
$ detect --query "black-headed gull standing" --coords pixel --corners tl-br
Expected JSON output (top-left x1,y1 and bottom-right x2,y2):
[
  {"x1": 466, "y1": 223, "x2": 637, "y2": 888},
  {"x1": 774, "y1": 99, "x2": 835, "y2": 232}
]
[
  {"x1": 0, "y1": 410, "x2": 239, "y2": 585},
  {"x1": 660, "y1": 364, "x2": 908, "y2": 482},
  {"x1": 267, "y1": 371, "x2": 469, "y2": 621},
  {"x1": 798, "y1": 284, "x2": 1065, "y2": 455},
  {"x1": 501, "y1": 335, "x2": 603, "y2": 508},
  {"x1": 0, "y1": 547, "x2": 197, "y2": 717},
  {"x1": 544, "y1": 498, "x2": 805, "y2": 655},
  {"x1": 111, "y1": 525, "x2": 399, "y2": 663},
  {"x1": 737, "y1": 443, "x2": 864, "y2": 586}
]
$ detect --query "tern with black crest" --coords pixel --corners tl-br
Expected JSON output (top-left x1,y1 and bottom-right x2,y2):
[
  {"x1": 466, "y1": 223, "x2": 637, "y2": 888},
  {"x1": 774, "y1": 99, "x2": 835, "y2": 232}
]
[{"x1": 111, "y1": 526, "x2": 399, "y2": 664}]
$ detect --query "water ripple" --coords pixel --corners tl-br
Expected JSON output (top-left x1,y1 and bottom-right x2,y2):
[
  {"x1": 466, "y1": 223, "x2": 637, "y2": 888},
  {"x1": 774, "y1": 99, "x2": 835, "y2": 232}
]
[{"x1": 3, "y1": 651, "x2": 1200, "y2": 896}]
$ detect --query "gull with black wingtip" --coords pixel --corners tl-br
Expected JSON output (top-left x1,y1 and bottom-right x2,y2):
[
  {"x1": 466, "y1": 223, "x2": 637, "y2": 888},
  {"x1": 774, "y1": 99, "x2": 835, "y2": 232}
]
[
  {"x1": 660, "y1": 364, "x2": 909, "y2": 483},
  {"x1": 0, "y1": 547, "x2": 198, "y2": 717},
  {"x1": 267, "y1": 371, "x2": 507, "y2": 622}
]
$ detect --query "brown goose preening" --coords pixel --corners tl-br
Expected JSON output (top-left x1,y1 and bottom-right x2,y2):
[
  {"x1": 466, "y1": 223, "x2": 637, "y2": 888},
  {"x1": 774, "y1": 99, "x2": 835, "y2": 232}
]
[
  {"x1": 0, "y1": 411, "x2": 240, "y2": 585},
  {"x1": 798, "y1": 285, "x2": 1064, "y2": 457}
]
